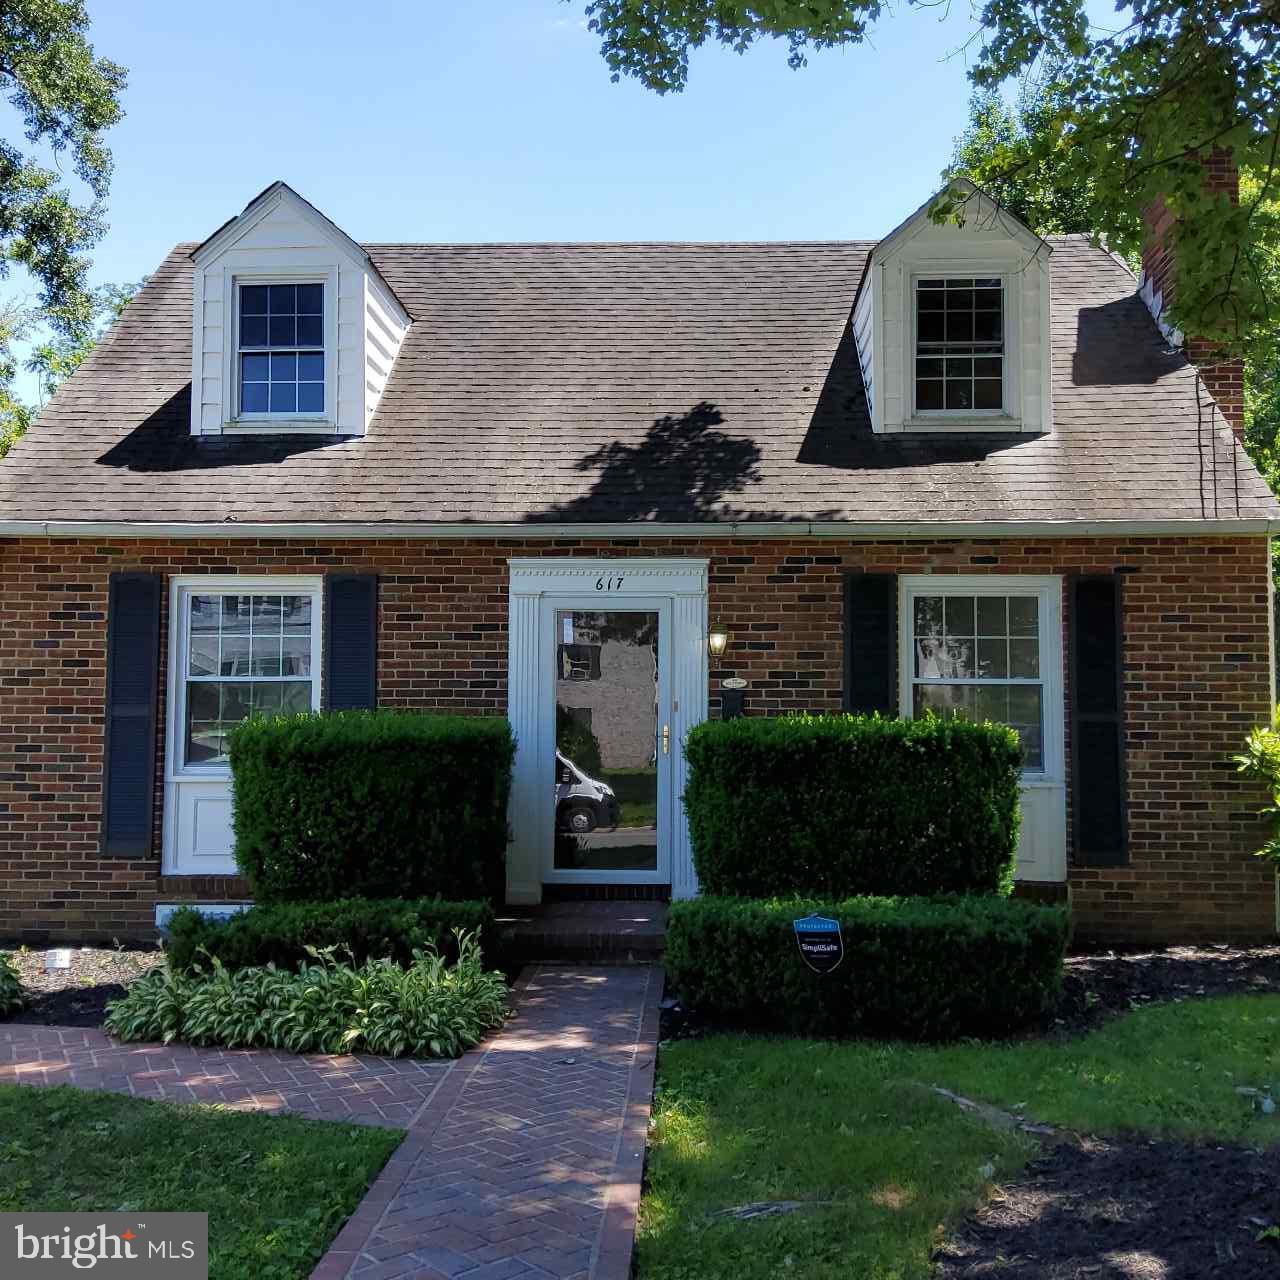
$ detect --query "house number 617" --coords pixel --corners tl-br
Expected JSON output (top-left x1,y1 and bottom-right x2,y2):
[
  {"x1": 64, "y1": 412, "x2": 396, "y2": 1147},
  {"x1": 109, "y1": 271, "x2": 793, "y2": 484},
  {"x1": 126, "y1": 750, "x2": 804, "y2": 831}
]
[{"x1": 595, "y1": 575, "x2": 625, "y2": 591}]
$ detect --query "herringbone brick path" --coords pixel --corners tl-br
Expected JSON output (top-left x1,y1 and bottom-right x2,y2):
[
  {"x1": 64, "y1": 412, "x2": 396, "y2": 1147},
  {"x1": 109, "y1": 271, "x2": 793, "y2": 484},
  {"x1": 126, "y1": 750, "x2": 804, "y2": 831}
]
[
  {"x1": 0, "y1": 964, "x2": 663, "y2": 1280},
  {"x1": 0, "y1": 1022, "x2": 455, "y2": 1127}
]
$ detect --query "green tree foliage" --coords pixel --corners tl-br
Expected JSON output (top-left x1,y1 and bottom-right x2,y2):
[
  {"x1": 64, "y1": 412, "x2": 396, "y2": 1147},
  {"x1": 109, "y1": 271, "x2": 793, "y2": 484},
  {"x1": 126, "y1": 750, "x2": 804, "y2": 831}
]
[
  {"x1": 580, "y1": 0, "x2": 1279, "y2": 352},
  {"x1": 0, "y1": 1, "x2": 126, "y2": 453}
]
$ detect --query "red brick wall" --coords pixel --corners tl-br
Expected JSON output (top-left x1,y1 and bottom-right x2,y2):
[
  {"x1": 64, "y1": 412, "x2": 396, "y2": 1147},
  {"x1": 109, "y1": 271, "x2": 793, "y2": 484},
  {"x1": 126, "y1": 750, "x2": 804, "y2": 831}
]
[{"x1": 1, "y1": 534, "x2": 1274, "y2": 944}]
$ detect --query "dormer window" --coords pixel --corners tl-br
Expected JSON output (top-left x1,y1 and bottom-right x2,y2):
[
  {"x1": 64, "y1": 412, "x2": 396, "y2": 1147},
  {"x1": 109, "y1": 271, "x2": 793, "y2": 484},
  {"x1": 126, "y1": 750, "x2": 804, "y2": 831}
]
[
  {"x1": 914, "y1": 277, "x2": 1004, "y2": 414},
  {"x1": 238, "y1": 283, "x2": 325, "y2": 416}
]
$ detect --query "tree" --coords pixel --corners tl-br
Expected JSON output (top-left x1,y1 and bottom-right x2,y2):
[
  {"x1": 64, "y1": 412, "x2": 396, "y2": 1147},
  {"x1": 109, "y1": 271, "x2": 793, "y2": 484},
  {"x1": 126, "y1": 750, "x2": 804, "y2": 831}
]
[
  {"x1": 580, "y1": 0, "x2": 1279, "y2": 353},
  {"x1": 26, "y1": 279, "x2": 141, "y2": 405},
  {"x1": 0, "y1": 1, "x2": 126, "y2": 450}
]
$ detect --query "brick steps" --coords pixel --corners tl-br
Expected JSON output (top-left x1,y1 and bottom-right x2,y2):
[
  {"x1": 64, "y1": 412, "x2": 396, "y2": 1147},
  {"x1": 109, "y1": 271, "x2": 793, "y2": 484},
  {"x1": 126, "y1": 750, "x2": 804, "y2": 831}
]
[{"x1": 497, "y1": 902, "x2": 667, "y2": 966}]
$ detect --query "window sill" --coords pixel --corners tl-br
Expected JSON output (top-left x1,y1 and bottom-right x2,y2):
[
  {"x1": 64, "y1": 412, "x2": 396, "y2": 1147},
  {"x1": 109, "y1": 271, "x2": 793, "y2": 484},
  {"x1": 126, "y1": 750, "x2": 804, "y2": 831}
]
[
  {"x1": 902, "y1": 415, "x2": 1026, "y2": 433},
  {"x1": 222, "y1": 418, "x2": 344, "y2": 436}
]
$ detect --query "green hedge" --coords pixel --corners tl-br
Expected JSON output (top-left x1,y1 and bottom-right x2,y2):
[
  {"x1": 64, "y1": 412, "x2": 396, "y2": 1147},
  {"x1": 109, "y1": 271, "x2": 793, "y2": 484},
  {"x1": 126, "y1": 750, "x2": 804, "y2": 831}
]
[
  {"x1": 666, "y1": 895, "x2": 1069, "y2": 1039},
  {"x1": 164, "y1": 898, "x2": 496, "y2": 973},
  {"x1": 684, "y1": 714, "x2": 1022, "y2": 898},
  {"x1": 228, "y1": 710, "x2": 515, "y2": 903},
  {"x1": 0, "y1": 953, "x2": 22, "y2": 1016}
]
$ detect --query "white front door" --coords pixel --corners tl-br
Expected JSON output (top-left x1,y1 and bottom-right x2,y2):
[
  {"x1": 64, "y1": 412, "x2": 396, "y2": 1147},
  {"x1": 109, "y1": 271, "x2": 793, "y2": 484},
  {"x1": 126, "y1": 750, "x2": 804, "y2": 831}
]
[
  {"x1": 506, "y1": 558, "x2": 709, "y2": 903},
  {"x1": 163, "y1": 576, "x2": 323, "y2": 875},
  {"x1": 898, "y1": 574, "x2": 1067, "y2": 882}
]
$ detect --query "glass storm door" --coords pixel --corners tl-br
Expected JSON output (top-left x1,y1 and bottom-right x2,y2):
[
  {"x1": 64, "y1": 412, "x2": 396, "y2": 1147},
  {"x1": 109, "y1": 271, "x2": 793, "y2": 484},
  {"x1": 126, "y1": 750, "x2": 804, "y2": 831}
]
[{"x1": 544, "y1": 599, "x2": 673, "y2": 884}]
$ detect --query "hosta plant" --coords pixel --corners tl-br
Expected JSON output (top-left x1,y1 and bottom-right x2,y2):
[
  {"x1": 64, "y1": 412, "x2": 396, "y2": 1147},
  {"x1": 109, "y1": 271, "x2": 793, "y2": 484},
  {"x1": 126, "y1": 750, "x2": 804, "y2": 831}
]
[
  {"x1": 104, "y1": 931, "x2": 507, "y2": 1059},
  {"x1": 0, "y1": 953, "x2": 23, "y2": 1016}
]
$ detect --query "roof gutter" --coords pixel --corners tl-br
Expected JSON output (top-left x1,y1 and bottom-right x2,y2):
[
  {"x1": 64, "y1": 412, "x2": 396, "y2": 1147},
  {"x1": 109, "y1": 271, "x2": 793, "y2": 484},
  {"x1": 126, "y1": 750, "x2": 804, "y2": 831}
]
[{"x1": 1, "y1": 518, "x2": 1278, "y2": 540}]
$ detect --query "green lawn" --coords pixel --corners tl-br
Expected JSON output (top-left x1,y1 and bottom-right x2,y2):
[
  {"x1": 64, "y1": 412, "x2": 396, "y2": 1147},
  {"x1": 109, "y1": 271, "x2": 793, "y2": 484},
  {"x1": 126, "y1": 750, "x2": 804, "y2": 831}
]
[
  {"x1": 639, "y1": 994, "x2": 1280, "y2": 1280},
  {"x1": 0, "y1": 1085, "x2": 402, "y2": 1280}
]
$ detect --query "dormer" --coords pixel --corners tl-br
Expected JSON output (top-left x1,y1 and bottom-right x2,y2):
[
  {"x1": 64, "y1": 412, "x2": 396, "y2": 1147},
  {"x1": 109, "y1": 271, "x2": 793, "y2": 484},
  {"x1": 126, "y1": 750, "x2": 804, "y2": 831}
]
[
  {"x1": 189, "y1": 182, "x2": 410, "y2": 437},
  {"x1": 852, "y1": 179, "x2": 1052, "y2": 435}
]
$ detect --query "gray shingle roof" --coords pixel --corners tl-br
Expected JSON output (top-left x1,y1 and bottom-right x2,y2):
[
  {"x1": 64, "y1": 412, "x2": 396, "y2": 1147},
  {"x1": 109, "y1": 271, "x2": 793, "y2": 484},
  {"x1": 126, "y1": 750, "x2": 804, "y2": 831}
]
[{"x1": 1, "y1": 236, "x2": 1274, "y2": 528}]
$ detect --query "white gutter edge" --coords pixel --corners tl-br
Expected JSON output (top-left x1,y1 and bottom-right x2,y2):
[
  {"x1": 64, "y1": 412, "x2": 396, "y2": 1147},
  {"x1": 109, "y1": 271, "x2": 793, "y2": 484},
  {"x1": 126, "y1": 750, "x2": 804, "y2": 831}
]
[{"x1": 1, "y1": 518, "x2": 1278, "y2": 539}]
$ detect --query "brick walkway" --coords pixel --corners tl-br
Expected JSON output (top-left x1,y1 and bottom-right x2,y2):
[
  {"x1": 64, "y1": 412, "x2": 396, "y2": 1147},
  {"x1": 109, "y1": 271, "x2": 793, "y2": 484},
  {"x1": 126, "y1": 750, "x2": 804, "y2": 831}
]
[{"x1": 0, "y1": 963, "x2": 663, "y2": 1280}]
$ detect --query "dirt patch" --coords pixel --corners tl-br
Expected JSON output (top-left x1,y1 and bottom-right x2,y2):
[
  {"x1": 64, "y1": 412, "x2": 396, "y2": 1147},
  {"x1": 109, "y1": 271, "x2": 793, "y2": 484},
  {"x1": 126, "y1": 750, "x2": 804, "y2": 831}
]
[
  {"x1": 1052, "y1": 944, "x2": 1280, "y2": 1036},
  {"x1": 1, "y1": 946, "x2": 163, "y2": 1027},
  {"x1": 936, "y1": 1136, "x2": 1280, "y2": 1279}
]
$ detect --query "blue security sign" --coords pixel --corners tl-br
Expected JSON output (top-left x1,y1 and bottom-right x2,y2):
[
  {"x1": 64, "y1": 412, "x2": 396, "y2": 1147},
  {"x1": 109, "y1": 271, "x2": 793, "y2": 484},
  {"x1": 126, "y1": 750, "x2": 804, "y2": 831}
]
[{"x1": 793, "y1": 914, "x2": 844, "y2": 974}]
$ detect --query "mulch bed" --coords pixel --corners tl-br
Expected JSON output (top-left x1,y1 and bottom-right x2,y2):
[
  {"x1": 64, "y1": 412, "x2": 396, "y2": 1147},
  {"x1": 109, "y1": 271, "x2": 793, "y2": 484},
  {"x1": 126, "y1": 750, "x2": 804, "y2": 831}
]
[
  {"x1": 936, "y1": 1137, "x2": 1280, "y2": 1278},
  {"x1": 1, "y1": 947, "x2": 164, "y2": 1027}
]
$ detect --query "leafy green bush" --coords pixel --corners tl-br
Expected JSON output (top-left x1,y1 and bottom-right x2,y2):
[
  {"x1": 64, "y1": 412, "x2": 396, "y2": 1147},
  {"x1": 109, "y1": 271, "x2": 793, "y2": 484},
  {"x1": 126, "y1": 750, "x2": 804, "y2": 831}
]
[
  {"x1": 228, "y1": 710, "x2": 515, "y2": 903},
  {"x1": 0, "y1": 954, "x2": 23, "y2": 1016},
  {"x1": 105, "y1": 932, "x2": 507, "y2": 1059},
  {"x1": 666, "y1": 895, "x2": 1068, "y2": 1039},
  {"x1": 684, "y1": 714, "x2": 1023, "y2": 898},
  {"x1": 164, "y1": 898, "x2": 496, "y2": 974},
  {"x1": 1235, "y1": 720, "x2": 1280, "y2": 864}
]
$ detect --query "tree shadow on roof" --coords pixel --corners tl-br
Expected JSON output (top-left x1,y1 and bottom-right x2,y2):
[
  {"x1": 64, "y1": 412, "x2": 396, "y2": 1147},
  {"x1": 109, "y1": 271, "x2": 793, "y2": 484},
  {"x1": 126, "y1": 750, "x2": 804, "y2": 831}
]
[
  {"x1": 538, "y1": 400, "x2": 795, "y2": 523},
  {"x1": 96, "y1": 387, "x2": 350, "y2": 471}
]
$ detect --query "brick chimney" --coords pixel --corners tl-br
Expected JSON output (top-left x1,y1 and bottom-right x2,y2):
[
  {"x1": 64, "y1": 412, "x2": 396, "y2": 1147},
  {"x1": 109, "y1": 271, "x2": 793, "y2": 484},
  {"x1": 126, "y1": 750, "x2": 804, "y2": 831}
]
[{"x1": 1140, "y1": 149, "x2": 1245, "y2": 439}]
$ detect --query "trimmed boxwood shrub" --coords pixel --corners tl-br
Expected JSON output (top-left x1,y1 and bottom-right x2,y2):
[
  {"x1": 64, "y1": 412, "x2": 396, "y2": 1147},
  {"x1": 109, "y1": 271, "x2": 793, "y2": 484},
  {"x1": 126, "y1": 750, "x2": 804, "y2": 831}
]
[
  {"x1": 666, "y1": 895, "x2": 1069, "y2": 1039},
  {"x1": 684, "y1": 714, "x2": 1022, "y2": 898},
  {"x1": 228, "y1": 710, "x2": 515, "y2": 903},
  {"x1": 164, "y1": 898, "x2": 496, "y2": 974}
]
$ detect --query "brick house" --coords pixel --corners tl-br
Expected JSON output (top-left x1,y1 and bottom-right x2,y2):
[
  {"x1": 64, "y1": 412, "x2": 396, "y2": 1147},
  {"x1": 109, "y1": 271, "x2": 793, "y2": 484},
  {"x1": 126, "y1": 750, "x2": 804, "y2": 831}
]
[{"x1": 1, "y1": 177, "x2": 1276, "y2": 945}]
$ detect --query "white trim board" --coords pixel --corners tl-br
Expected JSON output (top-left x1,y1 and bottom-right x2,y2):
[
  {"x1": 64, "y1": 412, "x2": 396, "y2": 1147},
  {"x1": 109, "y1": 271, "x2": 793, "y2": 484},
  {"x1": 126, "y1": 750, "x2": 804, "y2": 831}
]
[{"x1": 2, "y1": 518, "x2": 1275, "y2": 539}]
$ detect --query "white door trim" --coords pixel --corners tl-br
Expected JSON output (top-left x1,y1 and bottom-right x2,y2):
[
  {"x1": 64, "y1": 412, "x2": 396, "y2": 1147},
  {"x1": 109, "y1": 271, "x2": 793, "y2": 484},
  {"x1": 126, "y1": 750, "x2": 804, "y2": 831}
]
[
  {"x1": 162, "y1": 574, "x2": 324, "y2": 876},
  {"x1": 897, "y1": 573, "x2": 1067, "y2": 882},
  {"x1": 506, "y1": 558, "x2": 708, "y2": 904}
]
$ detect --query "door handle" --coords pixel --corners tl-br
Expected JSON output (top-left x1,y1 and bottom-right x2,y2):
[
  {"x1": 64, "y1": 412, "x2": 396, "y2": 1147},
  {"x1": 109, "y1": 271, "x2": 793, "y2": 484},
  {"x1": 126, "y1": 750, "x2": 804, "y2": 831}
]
[{"x1": 662, "y1": 724, "x2": 670, "y2": 755}]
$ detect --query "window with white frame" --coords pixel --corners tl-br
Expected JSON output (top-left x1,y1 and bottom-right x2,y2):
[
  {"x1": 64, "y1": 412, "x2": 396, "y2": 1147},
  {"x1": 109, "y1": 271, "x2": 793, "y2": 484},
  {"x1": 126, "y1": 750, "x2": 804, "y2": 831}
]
[
  {"x1": 906, "y1": 586, "x2": 1046, "y2": 770},
  {"x1": 182, "y1": 590, "x2": 320, "y2": 765},
  {"x1": 914, "y1": 277, "x2": 1004, "y2": 413},
  {"x1": 237, "y1": 283, "x2": 324, "y2": 416}
]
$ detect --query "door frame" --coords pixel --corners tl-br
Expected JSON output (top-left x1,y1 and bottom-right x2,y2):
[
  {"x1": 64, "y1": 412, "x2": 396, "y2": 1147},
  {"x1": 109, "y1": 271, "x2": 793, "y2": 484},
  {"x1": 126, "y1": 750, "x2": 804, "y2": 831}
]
[
  {"x1": 506, "y1": 557, "x2": 708, "y2": 904},
  {"x1": 540, "y1": 594, "x2": 672, "y2": 887}
]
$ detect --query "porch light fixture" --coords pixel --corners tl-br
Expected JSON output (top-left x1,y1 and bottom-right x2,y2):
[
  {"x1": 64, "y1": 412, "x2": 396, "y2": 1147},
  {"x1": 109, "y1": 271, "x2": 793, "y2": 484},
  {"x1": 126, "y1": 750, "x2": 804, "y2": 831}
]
[{"x1": 707, "y1": 622, "x2": 731, "y2": 658}]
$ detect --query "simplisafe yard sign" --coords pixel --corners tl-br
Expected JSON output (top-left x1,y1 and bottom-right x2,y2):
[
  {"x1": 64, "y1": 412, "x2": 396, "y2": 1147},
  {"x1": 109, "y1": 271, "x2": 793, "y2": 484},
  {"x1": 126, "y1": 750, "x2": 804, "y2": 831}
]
[{"x1": 793, "y1": 914, "x2": 843, "y2": 974}]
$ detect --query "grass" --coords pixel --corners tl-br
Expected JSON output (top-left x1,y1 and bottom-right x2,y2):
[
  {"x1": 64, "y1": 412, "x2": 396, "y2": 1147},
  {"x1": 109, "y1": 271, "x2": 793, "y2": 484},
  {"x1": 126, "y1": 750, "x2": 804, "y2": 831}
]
[
  {"x1": 0, "y1": 1084, "x2": 402, "y2": 1280},
  {"x1": 638, "y1": 994, "x2": 1280, "y2": 1280},
  {"x1": 602, "y1": 767, "x2": 658, "y2": 828}
]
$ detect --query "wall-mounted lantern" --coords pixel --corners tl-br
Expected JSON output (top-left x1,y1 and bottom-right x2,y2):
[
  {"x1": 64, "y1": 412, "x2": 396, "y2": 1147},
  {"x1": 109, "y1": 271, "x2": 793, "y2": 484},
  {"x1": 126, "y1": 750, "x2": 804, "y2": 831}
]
[{"x1": 707, "y1": 622, "x2": 732, "y2": 658}]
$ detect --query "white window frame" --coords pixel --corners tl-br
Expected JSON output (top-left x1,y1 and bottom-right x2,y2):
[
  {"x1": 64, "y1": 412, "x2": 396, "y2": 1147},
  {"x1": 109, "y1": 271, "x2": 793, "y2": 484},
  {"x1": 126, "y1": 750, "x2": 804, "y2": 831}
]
[
  {"x1": 903, "y1": 260, "x2": 1022, "y2": 431},
  {"x1": 222, "y1": 266, "x2": 337, "y2": 433},
  {"x1": 897, "y1": 575, "x2": 1063, "y2": 783},
  {"x1": 165, "y1": 575, "x2": 324, "y2": 782}
]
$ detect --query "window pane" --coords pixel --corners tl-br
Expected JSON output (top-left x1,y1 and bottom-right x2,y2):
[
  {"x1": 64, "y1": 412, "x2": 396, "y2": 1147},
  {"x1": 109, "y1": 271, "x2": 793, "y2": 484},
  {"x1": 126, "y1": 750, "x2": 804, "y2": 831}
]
[
  {"x1": 250, "y1": 633, "x2": 282, "y2": 677},
  {"x1": 281, "y1": 595, "x2": 312, "y2": 630},
  {"x1": 240, "y1": 285, "x2": 269, "y2": 315},
  {"x1": 945, "y1": 287, "x2": 974, "y2": 311},
  {"x1": 187, "y1": 682, "x2": 221, "y2": 722},
  {"x1": 974, "y1": 311, "x2": 1002, "y2": 342},
  {"x1": 296, "y1": 315, "x2": 322, "y2": 346},
  {"x1": 974, "y1": 379, "x2": 1003, "y2": 410},
  {"x1": 281, "y1": 632, "x2": 311, "y2": 675},
  {"x1": 1008, "y1": 686, "x2": 1043, "y2": 769},
  {"x1": 973, "y1": 357, "x2": 1002, "y2": 380},
  {"x1": 241, "y1": 353, "x2": 270, "y2": 382},
  {"x1": 916, "y1": 380, "x2": 944, "y2": 410},
  {"x1": 976, "y1": 636, "x2": 1008, "y2": 678},
  {"x1": 976, "y1": 596, "x2": 1006, "y2": 635},
  {"x1": 945, "y1": 596, "x2": 975, "y2": 636},
  {"x1": 297, "y1": 382, "x2": 324, "y2": 413},
  {"x1": 974, "y1": 684, "x2": 1010, "y2": 723},
  {"x1": 281, "y1": 681, "x2": 312, "y2": 714},
  {"x1": 252, "y1": 682, "x2": 283, "y2": 713},
  {"x1": 917, "y1": 312, "x2": 945, "y2": 342},
  {"x1": 189, "y1": 633, "x2": 218, "y2": 677},
  {"x1": 240, "y1": 316, "x2": 268, "y2": 347},
  {"x1": 219, "y1": 635, "x2": 251, "y2": 676},
  {"x1": 240, "y1": 382, "x2": 268, "y2": 413},
  {"x1": 947, "y1": 312, "x2": 974, "y2": 342},
  {"x1": 190, "y1": 595, "x2": 220, "y2": 630},
  {"x1": 269, "y1": 353, "x2": 297, "y2": 382},
  {"x1": 1008, "y1": 597, "x2": 1038, "y2": 636},
  {"x1": 297, "y1": 283, "x2": 323, "y2": 314},
  {"x1": 221, "y1": 596, "x2": 252, "y2": 633},
  {"x1": 297, "y1": 352, "x2": 324, "y2": 382},
  {"x1": 270, "y1": 384, "x2": 297, "y2": 413},
  {"x1": 269, "y1": 285, "x2": 297, "y2": 315},
  {"x1": 945, "y1": 380, "x2": 973, "y2": 410},
  {"x1": 1009, "y1": 638, "x2": 1039, "y2": 678},
  {"x1": 945, "y1": 357, "x2": 972, "y2": 380},
  {"x1": 269, "y1": 316, "x2": 296, "y2": 347},
  {"x1": 974, "y1": 287, "x2": 1002, "y2": 311},
  {"x1": 185, "y1": 718, "x2": 228, "y2": 765},
  {"x1": 914, "y1": 683, "x2": 973, "y2": 720},
  {"x1": 914, "y1": 596, "x2": 943, "y2": 639},
  {"x1": 222, "y1": 684, "x2": 251, "y2": 722}
]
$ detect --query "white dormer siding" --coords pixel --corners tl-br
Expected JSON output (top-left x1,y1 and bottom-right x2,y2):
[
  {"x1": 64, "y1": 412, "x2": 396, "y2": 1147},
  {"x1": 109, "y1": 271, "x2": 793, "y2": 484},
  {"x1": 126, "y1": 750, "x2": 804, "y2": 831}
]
[
  {"x1": 189, "y1": 183, "x2": 409, "y2": 437},
  {"x1": 854, "y1": 182, "x2": 1052, "y2": 435}
]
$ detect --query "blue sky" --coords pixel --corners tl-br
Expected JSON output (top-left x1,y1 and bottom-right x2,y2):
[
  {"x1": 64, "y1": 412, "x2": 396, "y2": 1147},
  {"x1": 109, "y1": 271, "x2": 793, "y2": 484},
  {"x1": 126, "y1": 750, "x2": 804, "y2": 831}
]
[{"x1": 12, "y1": 0, "x2": 1098, "y2": 398}]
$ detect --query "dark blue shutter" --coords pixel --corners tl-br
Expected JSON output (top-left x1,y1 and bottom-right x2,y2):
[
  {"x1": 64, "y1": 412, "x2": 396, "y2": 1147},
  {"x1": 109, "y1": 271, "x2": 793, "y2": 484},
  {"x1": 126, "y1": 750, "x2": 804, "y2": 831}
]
[
  {"x1": 324, "y1": 574, "x2": 378, "y2": 710},
  {"x1": 1070, "y1": 575, "x2": 1127, "y2": 864},
  {"x1": 101, "y1": 572, "x2": 161, "y2": 857},
  {"x1": 844, "y1": 573, "x2": 897, "y2": 715}
]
